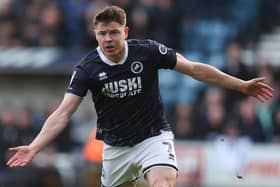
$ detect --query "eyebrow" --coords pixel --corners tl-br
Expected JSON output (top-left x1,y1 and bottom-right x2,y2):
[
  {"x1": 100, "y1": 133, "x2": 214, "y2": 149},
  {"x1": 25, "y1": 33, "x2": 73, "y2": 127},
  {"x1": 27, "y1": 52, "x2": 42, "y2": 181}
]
[{"x1": 97, "y1": 29, "x2": 120, "y2": 33}]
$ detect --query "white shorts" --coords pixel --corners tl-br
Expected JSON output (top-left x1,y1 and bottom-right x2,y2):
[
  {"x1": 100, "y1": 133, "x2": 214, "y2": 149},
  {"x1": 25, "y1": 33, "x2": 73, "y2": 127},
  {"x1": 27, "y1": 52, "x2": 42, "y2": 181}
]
[{"x1": 101, "y1": 131, "x2": 178, "y2": 187}]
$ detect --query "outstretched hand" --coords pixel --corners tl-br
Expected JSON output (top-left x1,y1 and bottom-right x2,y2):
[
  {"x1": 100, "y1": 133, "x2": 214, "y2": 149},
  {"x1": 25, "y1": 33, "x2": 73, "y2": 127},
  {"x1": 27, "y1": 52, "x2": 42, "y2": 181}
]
[
  {"x1": 6, "y1": 146, "x2": 36, "y2": 168},
  {"x1": 241, "y1": 77, "x2": 274, "y2": 102}
]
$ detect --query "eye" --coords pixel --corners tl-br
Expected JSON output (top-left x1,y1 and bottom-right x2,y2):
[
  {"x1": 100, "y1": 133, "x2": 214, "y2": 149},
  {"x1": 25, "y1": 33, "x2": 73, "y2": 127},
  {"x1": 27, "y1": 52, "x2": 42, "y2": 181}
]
[
  {"x1": 98, "y1": 31, "x2": 106, "y2": 36},
  {"x1": 110, "y1": 30, "x2": 120, "y2": 35}
]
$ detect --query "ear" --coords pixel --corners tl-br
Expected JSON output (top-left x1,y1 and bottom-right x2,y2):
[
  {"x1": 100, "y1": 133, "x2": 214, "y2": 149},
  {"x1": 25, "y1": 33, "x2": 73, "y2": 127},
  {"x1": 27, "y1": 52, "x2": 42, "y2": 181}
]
[{"x1": 124, "y1": 26, "x2": 129, "y2": 39}]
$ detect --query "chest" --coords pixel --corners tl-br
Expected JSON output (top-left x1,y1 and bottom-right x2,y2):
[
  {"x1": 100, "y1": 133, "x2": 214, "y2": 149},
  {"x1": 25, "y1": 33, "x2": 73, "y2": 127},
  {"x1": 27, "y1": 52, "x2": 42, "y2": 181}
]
[{"x1": 88, "y1": 56, "x2": 157, "y2": 99}]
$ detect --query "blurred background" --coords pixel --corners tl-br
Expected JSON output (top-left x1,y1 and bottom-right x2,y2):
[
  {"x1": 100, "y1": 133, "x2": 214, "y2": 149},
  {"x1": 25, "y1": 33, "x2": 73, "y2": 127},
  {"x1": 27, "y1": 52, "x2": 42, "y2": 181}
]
[{"x1": 0, "y1": 0, "x2": 280, "y2": 187}]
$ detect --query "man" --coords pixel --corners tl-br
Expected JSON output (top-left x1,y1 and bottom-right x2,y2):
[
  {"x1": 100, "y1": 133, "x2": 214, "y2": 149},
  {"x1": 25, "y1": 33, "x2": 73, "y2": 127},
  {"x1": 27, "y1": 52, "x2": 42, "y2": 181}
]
[{"x1": 7, "y1": 5, "x2": 273, "y2": 187}]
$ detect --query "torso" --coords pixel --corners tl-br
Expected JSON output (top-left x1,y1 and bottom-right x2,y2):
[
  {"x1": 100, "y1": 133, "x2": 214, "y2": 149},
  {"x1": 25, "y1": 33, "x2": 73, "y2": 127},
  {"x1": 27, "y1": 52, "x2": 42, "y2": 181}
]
[{"x1": 67, "y1": 39, "x2": 177, "y2": 146}]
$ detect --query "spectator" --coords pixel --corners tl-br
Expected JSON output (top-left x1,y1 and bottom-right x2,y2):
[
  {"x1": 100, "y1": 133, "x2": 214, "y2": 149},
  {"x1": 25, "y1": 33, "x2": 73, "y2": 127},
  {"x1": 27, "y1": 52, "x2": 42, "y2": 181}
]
[
  {"x1": 255, "y1": 62, "x2": 276, "y2": 141},
  {"x1": 39, "y1": 2, "x2": 69, "y2": 47},
  {"x1": 0, "y1": 107, "x2": 18, "y2": 168},
  {"x1": 16, "y1": 106, "x2": 38, "y2": 145},
  {"x1": 173, "y1": 104, "x2": 196, "y2": 140},
  {"x1": 149, "y1": 0, "x2": 182, "y2": 48},
  {"x1": 128, "y1": 6, "x2": 151, "y2": 39},
  {"x1": 237, "y1": 98, "x2": 266, "y2": 142},
  {"x1": 222, "y1": 42, "x2": 257, "y2": 112},
  {"x1": 197, "y1": 87, "x2": 227, "y2": 140}
]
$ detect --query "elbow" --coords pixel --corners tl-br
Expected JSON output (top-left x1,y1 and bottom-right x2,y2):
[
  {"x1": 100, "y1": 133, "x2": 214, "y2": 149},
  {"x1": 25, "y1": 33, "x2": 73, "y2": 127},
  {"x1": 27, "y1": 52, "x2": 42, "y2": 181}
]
[
  {"x1": 191, "y1": 63, "x2": 220, "y2": 82},
  {"x1": 190, "y1": 63, "x2": 205, "y2": 80}
]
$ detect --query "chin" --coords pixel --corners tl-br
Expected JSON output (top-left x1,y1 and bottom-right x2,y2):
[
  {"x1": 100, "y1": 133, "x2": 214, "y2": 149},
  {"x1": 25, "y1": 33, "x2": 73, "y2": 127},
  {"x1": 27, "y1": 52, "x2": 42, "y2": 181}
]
[{"x1": 105, "y1": 52, "x2": 116, "y2": 57}]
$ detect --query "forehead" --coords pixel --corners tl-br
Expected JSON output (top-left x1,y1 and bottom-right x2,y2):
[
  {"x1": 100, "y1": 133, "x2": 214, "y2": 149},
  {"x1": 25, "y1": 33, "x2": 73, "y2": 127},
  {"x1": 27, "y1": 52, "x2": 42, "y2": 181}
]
[{"x1": 95, "y1": 21, "x2": 124, "y2": 31}]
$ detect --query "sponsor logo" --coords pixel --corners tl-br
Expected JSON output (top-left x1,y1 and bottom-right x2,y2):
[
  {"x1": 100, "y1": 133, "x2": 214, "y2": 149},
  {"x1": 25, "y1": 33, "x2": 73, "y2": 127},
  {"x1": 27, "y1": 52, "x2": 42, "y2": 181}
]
[
  {"x1": 101, "y1": 76, "x2": 142, "y2": 99},
  {"x1": 131, "y1": 61, "x2": 143, "y2": 74},
  {"x1": 159, "y1": 44, "x2": 168, "y2": 55}
]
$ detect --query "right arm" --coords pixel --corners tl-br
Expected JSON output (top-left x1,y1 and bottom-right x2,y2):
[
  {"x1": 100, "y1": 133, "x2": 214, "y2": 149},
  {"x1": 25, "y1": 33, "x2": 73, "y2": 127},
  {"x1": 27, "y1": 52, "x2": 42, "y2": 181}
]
[
  {"x1": 30, "y1": 93, "x2": 82, "y2": 153},
  {"x1": 7, "y1": 93, "x2": 82, "y2": 167}
]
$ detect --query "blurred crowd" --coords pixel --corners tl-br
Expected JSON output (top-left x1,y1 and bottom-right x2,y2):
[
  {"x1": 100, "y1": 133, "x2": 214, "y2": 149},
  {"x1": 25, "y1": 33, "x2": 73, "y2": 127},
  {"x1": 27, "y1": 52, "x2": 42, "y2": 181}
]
[
  {"x1": 1, "y1": 0, "x2": 280, "y2": 50},
  {"x1": 0, "y1": 100, "x2": 97, "y2": 187},
  {"x1": 1, "y1": 0, "x2": 280, "y2": 187},
  {"x1": 162, "y1": 41, "x2": 280, "y2": 143}
]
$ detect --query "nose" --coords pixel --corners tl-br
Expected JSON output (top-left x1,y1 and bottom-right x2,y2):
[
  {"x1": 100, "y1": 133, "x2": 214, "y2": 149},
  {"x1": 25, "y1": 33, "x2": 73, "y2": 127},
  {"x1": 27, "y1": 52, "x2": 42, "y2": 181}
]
[{"x1": 104, "y1": 33, "x2": 112, "y2": 42}]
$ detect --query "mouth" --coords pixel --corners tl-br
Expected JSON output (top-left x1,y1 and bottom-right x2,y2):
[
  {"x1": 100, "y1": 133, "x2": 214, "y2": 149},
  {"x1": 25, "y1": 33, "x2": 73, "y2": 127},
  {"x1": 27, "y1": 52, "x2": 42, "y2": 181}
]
[{"x1": 105, "y1": 45, "x2": 115, "y2": 52}]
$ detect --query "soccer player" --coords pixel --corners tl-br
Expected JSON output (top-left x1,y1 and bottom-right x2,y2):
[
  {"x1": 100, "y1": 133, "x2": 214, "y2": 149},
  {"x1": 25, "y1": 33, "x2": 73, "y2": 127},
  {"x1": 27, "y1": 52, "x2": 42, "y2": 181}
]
[{"x1": 7, "y1": 5, "x2": 273, "y2": 187}]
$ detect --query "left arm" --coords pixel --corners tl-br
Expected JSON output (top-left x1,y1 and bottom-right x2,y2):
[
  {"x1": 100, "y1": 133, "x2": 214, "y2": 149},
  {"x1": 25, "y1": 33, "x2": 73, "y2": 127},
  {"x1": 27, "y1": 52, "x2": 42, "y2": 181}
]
[{"x1": 174, "y1": 53, "x2": 274, "y2": 102}]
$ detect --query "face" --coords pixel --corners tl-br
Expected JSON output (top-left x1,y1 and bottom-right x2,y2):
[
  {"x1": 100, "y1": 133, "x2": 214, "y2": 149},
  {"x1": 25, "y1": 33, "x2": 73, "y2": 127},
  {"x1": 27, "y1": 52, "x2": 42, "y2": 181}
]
[{"x1": 94, "y1": 21, "x2": 128, "y2": 62}]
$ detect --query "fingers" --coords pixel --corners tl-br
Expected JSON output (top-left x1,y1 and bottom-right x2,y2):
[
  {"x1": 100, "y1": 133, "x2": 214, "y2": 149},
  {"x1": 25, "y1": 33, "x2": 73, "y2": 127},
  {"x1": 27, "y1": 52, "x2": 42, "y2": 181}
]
[
  {"x1": 257, "y1": 82, "x2": 274, "y2": 93},
  {"x1": 255, "y1": 90, "x2": 272, "y2": 102},
  {"x1": 7, "y1": 155, "x2": 17, "y2": 166},
  {"x1": 255, "y1": 91, "x2": 272, "y2": 102},
  {"x1": 261, "y1": 87, "x2": 273, "y2": 98},
  {"x1": 7, "y1": 147, "x2": 23, "y2": 167},
  {"x1": 8, "y1": 147, "x2": 21, "y2": 152},
  {"x1": 7, "y1": 155, "x2": 29, "y2": 168},
  {"x1": 253, "y1": 77, "x2": 274, "y2": 94},
  {"x1": 257, "y1": 82, "x2": 274, "y2": 101},
  {"x1": 256, "y1": 94, "x2": 266, "y2": 103},
  {"x1": 261, "y1": 89, "x2": 273, "y2": 99},
  {"x1": 19, "y1": 161, "x2": 28, "y2": 167},
  {"x1": 251, "y1": 78, "x2": 274, "y2": 102},
  {"x1": 253, "y1": 77, "x2": 266, "y2": 83},
  {"x1": 12, "y1": 160, "x2": 27, "y2": 167},
  {"x1": 9, "y1": 160, "x2": 22, "y2": 168}
]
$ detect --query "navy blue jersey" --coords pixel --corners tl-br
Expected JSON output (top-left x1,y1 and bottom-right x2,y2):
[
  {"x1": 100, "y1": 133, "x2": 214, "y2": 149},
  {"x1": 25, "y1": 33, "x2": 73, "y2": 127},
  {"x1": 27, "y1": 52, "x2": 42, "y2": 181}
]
[{"x1": 67, "y1": 39, "x2": 177, "y2": 146}]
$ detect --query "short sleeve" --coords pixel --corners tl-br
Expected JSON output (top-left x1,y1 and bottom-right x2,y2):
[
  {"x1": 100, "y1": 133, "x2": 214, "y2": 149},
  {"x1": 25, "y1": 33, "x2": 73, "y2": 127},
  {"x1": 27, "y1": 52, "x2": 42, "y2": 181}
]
[
  {"x1": 66, "y1": 66, "x2": 89, "y2": 97},
  {"x1": 149, "y1": 40, "x2": 177, "y2": 69}
]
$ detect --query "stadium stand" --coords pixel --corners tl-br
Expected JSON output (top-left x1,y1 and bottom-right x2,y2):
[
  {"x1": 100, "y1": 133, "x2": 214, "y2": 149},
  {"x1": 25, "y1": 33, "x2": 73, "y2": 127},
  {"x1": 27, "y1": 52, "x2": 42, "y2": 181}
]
[{"x1": 0, "y1": 0, "x2": 279, "y2": 187}]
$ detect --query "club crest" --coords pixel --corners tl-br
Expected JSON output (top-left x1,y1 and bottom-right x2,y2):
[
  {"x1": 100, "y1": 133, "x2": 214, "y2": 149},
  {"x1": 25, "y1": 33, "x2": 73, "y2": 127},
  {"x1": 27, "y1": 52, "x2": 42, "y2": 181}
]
[{"x1": 131, "y1": 61, "x2": 143, "y2": 74}]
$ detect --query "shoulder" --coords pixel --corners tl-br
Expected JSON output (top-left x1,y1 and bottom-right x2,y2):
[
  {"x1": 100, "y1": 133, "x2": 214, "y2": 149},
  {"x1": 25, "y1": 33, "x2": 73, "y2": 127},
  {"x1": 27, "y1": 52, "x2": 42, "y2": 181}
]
[
  {"x1": 127, "y1": 39, "x2": 168, "y2": 56},
  {"x1": 127, "y1": 39, "x2": 160, "y2": 49},
  {"x1": 77, "y1": 49, "x2": 100, "y2": 69}
]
